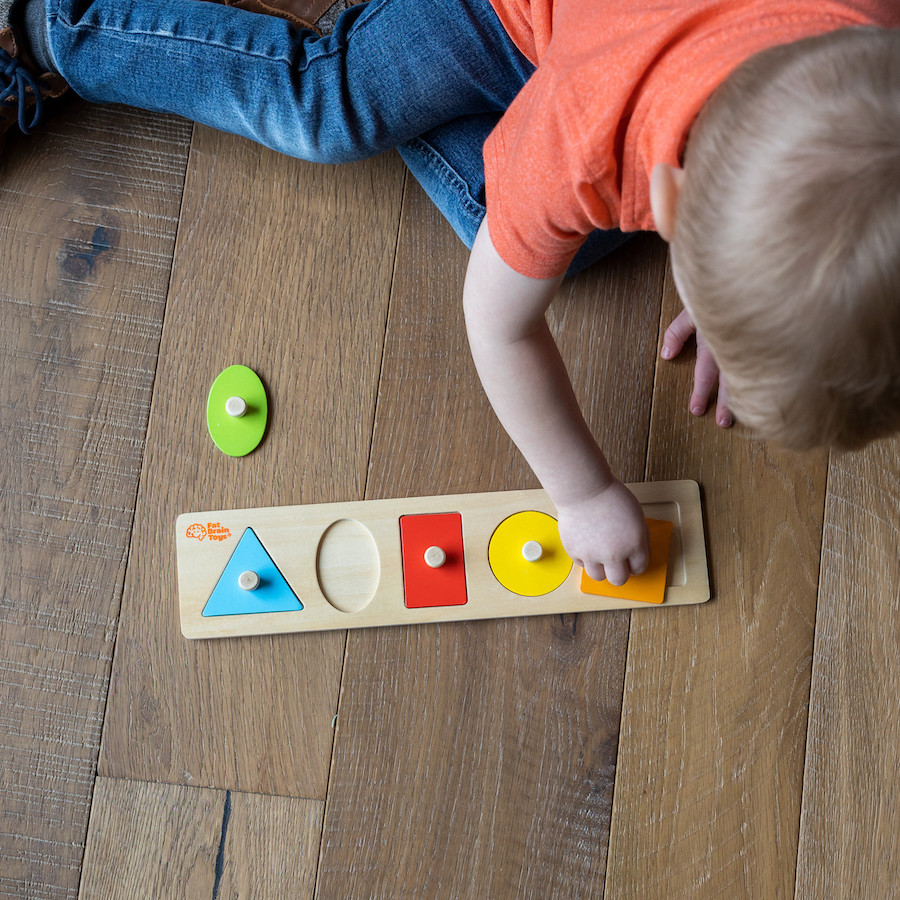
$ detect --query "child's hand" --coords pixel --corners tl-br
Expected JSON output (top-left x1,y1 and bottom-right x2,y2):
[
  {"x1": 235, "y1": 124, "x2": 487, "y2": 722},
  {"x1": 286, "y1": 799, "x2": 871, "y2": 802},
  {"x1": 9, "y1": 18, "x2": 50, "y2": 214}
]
[
  {"x1": 557, "y1": 480, "x2": 649, "y2": 586},
  {"x1": 662, "y1": 308, "x2": 733, "y2": 427}
]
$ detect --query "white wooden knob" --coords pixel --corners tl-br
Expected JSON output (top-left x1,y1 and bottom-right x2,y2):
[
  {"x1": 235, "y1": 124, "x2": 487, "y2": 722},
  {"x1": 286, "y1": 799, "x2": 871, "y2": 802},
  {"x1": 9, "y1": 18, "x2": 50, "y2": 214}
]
[
  {"x1": 522, "y1": 540, "x2": 543, "y2": 562},
  {"x1": 424, "y1": 546, "x2": 446, "y2": 568},
  {"x1": 225, "y1": 396, "x2": 248, "y2": 418},
  {"x1": 238, "y1": 570, "x2": 260, "y2": 591}
]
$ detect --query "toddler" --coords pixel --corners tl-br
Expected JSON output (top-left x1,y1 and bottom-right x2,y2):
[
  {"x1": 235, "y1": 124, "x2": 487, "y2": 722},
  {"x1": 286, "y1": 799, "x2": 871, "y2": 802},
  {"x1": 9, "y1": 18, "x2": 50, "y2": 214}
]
[{"x1": 2, "y1": 0, "x2": 898, "y2": 584}]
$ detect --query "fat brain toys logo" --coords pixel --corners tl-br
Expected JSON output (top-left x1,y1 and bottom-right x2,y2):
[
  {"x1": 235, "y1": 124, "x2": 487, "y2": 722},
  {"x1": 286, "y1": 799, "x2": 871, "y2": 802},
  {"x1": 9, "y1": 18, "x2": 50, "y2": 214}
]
[{"x1": 186, "y1": 522, "x2": 231, "y2": 542}]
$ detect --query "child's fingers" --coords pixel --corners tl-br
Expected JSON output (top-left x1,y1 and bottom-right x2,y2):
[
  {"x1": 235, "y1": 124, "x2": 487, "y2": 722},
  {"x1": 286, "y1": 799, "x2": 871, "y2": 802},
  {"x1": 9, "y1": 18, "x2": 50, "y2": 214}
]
[
  {"x1": 628, "y1": 549, "x2": 649, "y2": 577},
  {"x1": 582, "y1": 560, "x2": 606, "y2": 583},
  {"x1": 661, "y1": 308, "x2": 695, "y2": 359},
  {"x1": 602, "y1": 561, "x2": 630, "y2": 586},
  {"x1": 716, "y1": 379, "x2": 733, "y2": 428},
  {"x1": 690, "y1": 343, "x2": 720, "y2": 415}
]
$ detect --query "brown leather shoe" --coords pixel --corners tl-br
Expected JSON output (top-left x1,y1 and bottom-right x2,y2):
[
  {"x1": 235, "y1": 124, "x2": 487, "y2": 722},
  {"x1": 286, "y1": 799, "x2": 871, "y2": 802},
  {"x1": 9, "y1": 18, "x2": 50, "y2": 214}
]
[
  {"x1": 200, "y1": 0, "x2": 357, "y2": 36},
  {"x1": 0, "y1": 1, "x2": 68, "y2": 136}
]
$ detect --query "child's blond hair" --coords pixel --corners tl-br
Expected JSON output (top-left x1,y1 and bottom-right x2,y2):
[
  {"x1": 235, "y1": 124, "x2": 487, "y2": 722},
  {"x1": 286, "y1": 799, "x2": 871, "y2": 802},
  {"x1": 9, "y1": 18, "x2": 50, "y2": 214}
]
[{"x1": 671, "y1": 27, "x2": 900, "y2": 451}]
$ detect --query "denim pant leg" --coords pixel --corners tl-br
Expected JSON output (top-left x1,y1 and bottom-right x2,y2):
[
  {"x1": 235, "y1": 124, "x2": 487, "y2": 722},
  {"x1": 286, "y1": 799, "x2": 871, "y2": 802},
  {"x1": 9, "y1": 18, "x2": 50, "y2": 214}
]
[
  {"x1": 45, "y1": 0, "x2": 530, "y2": 162},
  {"x1": 398, "y1": 113, "x2": 500, "y2": 251},
  {"x1": 46, "y1": 0, "x2": 630, "y2": 273},
  {"x1": 400, "y1": 114, "x2": 633, "y2": 275}
]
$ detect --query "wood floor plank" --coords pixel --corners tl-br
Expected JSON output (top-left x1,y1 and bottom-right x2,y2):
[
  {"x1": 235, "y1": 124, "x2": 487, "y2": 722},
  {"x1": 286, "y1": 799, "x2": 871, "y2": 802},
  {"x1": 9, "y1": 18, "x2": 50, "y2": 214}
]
[
  {"x1": 216, "y1": 790, "x2": 323, "y2": 897},
  {"x1": 79, "y1": 777, "x2": 323, "y2": 900},
  {"x1": 0, "y1": 102, "x2": 191, "y2": 900},
  {"x1": 79, "y1": 777, "x2": 324, "y2": 899},
  {"x1": 604, "y1": 265, "x2": 828, "y2": 898},
  {"x1": 317, "y1": 185, "x2": 668, "y2": 897},
  {"x1": 79, "y1": 779, "x2": 223, "y2": 900},
  {"x1": 98, "y1": 128, "x2": 407, "y2": 797},
  {"x1": 794, "y1": 437, "x2": 900, "y2": 899}
]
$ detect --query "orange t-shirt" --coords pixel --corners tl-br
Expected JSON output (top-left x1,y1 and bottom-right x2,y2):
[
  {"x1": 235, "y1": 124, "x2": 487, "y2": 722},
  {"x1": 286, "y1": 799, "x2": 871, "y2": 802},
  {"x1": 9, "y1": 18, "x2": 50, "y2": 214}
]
[{"x1": 482, "y1": 0, "x2": 900, "y2": 278}]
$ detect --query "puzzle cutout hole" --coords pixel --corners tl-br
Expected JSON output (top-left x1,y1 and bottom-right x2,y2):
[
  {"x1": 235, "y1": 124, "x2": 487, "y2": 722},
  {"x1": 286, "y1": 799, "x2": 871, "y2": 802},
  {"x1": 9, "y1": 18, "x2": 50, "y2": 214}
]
[{"x1": 316, "y1": 518, "x2": 380, "y2": 613}]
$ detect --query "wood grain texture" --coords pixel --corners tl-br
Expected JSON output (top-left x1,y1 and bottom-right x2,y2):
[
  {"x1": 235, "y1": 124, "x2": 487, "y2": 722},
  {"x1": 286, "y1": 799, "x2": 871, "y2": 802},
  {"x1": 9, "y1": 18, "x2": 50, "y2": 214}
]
[
  {"x1": 98, "y1": 127, "x2": 408, "y2": 796},
  {"x1": 604, "y1": 264, "x2": 828, "y2": 899},
  {"x1": 79, "y1": 779, "x2": 222, "y2": 900},
  {"x1": 0, "y1": 103, "x2": 191, "y2": 900},
  {"x1": 794, "y1": 437, "x2": 900, "y2": 900},
  {"x1": 80, "y1": 777, "x2": 324, "y2": 899},
  {"x1": 216, "y1": 790, "x2": 323, "y2": 898},
  {"x1": 316, "y1": 185, "x2": 668, "y2": 897}
]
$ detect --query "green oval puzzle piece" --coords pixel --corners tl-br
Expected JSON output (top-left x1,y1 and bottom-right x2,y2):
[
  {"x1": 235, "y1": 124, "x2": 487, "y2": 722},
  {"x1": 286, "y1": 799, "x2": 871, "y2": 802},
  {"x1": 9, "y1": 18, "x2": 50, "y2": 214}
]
[{"x1": 207, "y1": 365, "x2": 268, "y2": 457}]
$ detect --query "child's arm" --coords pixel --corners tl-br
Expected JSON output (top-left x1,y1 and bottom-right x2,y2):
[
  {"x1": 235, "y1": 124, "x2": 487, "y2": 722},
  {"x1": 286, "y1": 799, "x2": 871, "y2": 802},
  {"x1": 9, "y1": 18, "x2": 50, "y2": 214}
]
[{"x1": 463, "y1": 219, "x2": 649, "y2": 586}]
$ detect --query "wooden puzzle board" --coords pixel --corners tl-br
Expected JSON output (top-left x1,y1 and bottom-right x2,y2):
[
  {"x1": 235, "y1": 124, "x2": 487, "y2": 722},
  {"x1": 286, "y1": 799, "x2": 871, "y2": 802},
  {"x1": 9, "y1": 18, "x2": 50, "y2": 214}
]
[{"x1": 176, "y1": 480, "x2": 709, "y2": 639}]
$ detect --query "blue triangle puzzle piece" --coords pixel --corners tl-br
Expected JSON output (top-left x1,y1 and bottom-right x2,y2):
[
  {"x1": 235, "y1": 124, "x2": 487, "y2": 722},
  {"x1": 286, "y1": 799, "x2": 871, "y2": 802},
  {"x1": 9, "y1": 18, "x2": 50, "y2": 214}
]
[{"x1": 203, "y1": 528, "x2": 303, "y2": 617}]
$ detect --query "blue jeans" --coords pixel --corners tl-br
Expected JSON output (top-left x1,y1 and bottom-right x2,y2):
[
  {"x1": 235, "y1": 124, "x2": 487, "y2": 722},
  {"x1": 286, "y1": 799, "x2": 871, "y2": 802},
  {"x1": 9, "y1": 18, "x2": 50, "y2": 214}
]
[{"x1": 46, "y1": 0, "x2": 629, "y2": 273}]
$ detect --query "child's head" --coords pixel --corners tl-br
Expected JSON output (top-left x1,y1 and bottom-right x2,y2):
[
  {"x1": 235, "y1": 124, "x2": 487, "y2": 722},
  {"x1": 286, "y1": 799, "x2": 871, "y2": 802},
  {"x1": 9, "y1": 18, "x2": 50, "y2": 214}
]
[{"x1": 661, "y1": 27, "x2": 900, "y2": 451}]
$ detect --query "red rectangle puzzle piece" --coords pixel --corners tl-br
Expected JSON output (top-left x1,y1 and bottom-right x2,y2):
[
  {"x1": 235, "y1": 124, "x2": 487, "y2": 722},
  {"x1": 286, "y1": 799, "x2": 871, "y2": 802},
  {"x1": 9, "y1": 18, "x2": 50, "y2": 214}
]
[{"x1": 400, "y1": 513, "x2": 468, "y2": 608}]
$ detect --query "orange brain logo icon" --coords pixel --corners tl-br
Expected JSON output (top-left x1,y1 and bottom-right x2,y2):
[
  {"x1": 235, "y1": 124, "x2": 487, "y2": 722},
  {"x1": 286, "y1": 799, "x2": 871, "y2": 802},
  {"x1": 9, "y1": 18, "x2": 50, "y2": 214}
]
[{"x1": 186, "y1": 523, "x2": 207, "y2": 541}]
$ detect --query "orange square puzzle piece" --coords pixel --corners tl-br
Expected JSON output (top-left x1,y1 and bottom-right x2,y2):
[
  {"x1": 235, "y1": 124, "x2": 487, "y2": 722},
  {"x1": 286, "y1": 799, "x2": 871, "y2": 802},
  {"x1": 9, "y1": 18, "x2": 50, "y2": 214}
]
[{"x1": 580, "y1": 518, "x2": 674, "y2": 604}]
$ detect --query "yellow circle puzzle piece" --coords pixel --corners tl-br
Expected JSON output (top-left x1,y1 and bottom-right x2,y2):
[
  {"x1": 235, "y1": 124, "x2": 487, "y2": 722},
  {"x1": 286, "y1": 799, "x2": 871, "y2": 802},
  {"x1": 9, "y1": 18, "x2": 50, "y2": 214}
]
[{"x1": 488, "y1": 510, "x2": 573, "y2": 596}]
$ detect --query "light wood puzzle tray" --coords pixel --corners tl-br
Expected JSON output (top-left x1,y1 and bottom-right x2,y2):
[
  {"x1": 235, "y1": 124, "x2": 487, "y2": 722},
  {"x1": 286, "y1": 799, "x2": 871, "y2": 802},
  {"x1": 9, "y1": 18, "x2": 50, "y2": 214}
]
[{"x1": 176, "y1": 480, "x2": 709, "y2": 639}]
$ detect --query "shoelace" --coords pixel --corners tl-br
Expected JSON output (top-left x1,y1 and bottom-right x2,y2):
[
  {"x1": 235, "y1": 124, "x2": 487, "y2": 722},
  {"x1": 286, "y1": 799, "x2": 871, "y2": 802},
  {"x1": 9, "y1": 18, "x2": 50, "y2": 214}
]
[{"x1": 0, "y1": 47, "x2": 44, "y2": 134}]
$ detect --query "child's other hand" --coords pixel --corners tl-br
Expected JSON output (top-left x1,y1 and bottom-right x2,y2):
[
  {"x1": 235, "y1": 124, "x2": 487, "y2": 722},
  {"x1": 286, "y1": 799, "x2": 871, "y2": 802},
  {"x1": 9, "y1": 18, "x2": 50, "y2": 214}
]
[
  {"x1": 661, "y1": 308, "x2": 733, "y2": 428},
  {"x1": 557, "y1": 480, "x2": 649, "y2": 586}
]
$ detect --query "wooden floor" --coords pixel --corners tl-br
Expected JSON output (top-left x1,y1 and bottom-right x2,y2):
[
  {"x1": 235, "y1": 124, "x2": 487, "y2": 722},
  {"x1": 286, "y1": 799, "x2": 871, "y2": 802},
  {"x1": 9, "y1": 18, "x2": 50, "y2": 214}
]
[{"x1": 1, "y1": 99, "x2": 898, "y2": 900}]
